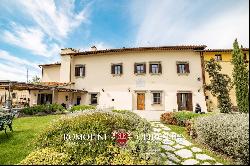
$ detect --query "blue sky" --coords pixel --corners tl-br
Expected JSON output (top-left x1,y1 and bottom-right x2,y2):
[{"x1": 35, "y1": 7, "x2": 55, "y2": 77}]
[{"x1": 0, "y1": 0, "x2": 249, "y2": 81}]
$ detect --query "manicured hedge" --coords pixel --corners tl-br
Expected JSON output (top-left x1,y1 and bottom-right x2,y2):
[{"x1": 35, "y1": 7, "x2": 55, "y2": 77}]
[
  {"x1": 21, "y1": 104, "x2": 65, "y2": 115},
  {"x1": 190, "y1": 113, "x2": 249, "y2": 164},
  {"x1": 69, "y1": 105, "x2": 96, "y2": 112},
  {"x1": 160, "y1": 111, "x2": 208, "y2": 126},
  {"x1": 20, "y1": 110, "x2": 161, "y2": 165}
]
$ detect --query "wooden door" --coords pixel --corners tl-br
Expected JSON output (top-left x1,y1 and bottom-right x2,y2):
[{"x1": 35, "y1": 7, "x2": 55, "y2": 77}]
[
  {"x1": 137, "y1": 93, "x2": 145, "y2": 110},
  {"x1": 177, "y1": 93, "x2": 193, "y2": 111}
]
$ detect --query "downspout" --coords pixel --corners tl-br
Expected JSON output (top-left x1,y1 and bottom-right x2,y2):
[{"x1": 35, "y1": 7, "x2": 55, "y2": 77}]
[
  {"x1": 200, "y1": 51, "x2": 208, "y2": 111},
  {"x1": 69, "y1": 55, "x2": 72, "y2": 84}
]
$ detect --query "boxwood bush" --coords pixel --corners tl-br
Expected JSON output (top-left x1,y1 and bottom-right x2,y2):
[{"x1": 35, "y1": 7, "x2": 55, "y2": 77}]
[
  {"x1": 21, "y1": 104, "x2": 65, "y2": 115},
  {"x1": 191, "y1": 113, "x2": 249, "y2": 164},
  {"x1": 19, "y1": 147, "x2": 69, "y2": 165},
  {"x1": 20, "y1": 110, "x2": 162, "y2": 165},
  {"x1": 69, "y1": 105, "x2": 96, "y2": 112}
]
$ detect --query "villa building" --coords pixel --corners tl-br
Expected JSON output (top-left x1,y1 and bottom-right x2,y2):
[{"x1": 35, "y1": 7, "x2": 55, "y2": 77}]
[
  {"x1": 39, "y1": 45, "x2": 208, "y2": 112},
  {"x1": 1, "y1": 45, "x2": 247, "y2": 114}
]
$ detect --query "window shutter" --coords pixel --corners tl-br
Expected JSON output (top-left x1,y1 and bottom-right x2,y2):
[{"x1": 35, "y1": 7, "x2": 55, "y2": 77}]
[
  {"x1": 75, "y1": 67, "x2": 79, "y2": 76},
  {"x1": 176, "y1": 64, "x2": 180, "y2": 73},
  {"x1": 177, "y1": 93, "x2": 181, "y2": 111},
  {"x1": 160, "y1": 93, "x2": 162, "y2": 104},
  {"x1": 143, "y1": 63, "x2": 146, "y2": 73},
  {"x1": 134, "y1": 63, "x2": 137, "y2": 74},
  {"x1": 186, "y1": 63, "x2": 190, "y2": 73},
  {"x1": 187, "y1": 93, "x2": 193, "y2": 111},
  {"x1": 83, "y1": 66, "x2": 86, "y2": 76},
  {"x1": 149, "y1": 64, "x2": 152, "y2": 73},
  {"x1": 111, "y1": 64, "x2": 115, "y2": 74},
  {"x1": 159, "y1": 63, "x2": 162, "y2": 73},
  {"x1": 120, "y1": 65, "x2": 123, "y2": 74},
  {"x1": 151, "y1": 93, "x2": 154, "y2": 104}
]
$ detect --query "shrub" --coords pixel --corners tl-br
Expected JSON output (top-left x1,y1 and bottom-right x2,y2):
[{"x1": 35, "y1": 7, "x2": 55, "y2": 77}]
[
  {"x1": 173, "y1": 111, "x2": 204, "y2": 126},
  {"x1": 160, "y1": 111, "x2": 207, "y2": 126},
  {"x1": 21, "y1": 104, "x2": 65, "y2": 115},
  {"x1": 160, "y1": 112, "x2": 177, "y2": 125},
  {"x1": 191, "y1": 113, "x2": 249, "y2": 164},
  {"x1": 69, "y1": 105, "x2": 96, "y2": 112},
  {"x1": 19, "y1": 147, "x2": 69, "y2": 165},
  {"x1": 21, "y1": 110, "x2": 160, "y2": 165}
]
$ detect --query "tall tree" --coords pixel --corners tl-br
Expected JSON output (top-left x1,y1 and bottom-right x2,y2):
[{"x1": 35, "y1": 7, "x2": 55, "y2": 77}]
[
  {"x1": 205, "y1": 59, "x2": 233, "y2": 113},
  {"x1": 231, "y1": 39, "x2": 249, "y2": 113}
]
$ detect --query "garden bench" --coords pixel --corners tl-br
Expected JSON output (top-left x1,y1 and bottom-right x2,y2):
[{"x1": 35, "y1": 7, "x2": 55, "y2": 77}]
[{"x1": 0, "y1": 113, "x2": 14, "y2": 135}]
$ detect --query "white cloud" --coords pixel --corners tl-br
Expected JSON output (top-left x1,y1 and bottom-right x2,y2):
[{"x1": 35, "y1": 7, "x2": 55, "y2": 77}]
[
  {"x1": 80, "y1": 42, "x2": 112, "y2": 51},
  {"x1": 2, "y1": 24, "x2": 60, "y2": 57},
  {"x1": 18, "y1": 0, "x2": 91, "y2": 42},
  {"x1": 132, "y1": 0, "x2": 249, "y2": 48},
  {"x1": 0, "y1": 50, "x2": 41, "y2": 81},
  {"x1": 0, "y1": 50, "x2": 39, "y2": 69},
  {"x1": 185, "y1": 6, "x2": 249, "y2": 48}
]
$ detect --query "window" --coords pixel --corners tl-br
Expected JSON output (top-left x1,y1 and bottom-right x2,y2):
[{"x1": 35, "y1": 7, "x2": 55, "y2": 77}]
[
  {"x1": 91, "y1": 93, "x2": 98, "y2": 105},
  {"x1": 152, "y1": 92, "x2": 161, "y2": 104},
  {"x1": 243, "y1": 53, "x2": 248, "y2": 63},
  {"x1": 215, "y1": 54, "x2": 222, "y2": 61},
  {"x1": 177, "y1": 92, "x2": 193, "y2": 111},
  {"x1": 37, "y1": 94, "x2": 52, "y2": 105},
  {"x1": 134, "y1": 63, "x2": 146, "y2": 74},
  {"x1": 111, "y1": 64, "x2": 123, "y2": 75},
  {"x1": 177, "y1": 62, "x2": 190, "y2": 74},
  {"x1": 75, "y1": 65, "x2": 85, "y2": 77},
  {"x1": 149, "y1": 62, "x2": 162, "y2": 74},
  {"x1": 12, "y1": 93, "x2": 16, "y2": 99}
]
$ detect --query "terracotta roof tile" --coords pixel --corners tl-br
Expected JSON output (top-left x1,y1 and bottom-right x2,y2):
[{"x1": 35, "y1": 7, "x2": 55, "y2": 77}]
[
  {"x1": 38, "y1": 62, "x2": 61, "y2": 67},
  {"x1": 199, "y1": 48, "x2": 249, "y2": 52},
  {"x1": 64, "y1": 45, "x2": 207, "y2": 56}
]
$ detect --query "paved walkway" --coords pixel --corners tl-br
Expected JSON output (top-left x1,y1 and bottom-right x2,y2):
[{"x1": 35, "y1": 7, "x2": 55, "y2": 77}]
[
  {"x1": 150, "y1": 121, "x2": 222, "y2": 165},
  {"x1": 133, "y1": 110, "x2": 167, "y2": 121}
]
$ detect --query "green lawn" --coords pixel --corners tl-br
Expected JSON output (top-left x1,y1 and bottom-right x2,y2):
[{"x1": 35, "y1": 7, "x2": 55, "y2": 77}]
[
  {"x1": 167, "y1": 124, "x2": 234, "y2": 165},
  {"x1": 0, "y1": 115, "x2": 61, "y2": 165}
]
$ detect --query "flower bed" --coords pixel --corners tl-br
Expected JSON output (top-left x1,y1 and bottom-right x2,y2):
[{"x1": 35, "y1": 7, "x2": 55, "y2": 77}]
[
  {"x1": 160, "y1": 111, "x2": 208, "y2": 127},
  {"x1": 69, "y1": 105, "x2": 96, "y2": 112},
  {"x1": 20, "y1": 104, "x2": 65, "y2": 116}
]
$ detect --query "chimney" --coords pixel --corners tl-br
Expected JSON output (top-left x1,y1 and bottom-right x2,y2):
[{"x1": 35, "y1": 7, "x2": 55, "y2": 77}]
[
  {"x1": 91, "y1": 46, "x2": 97, "y2": 51},
  {"x1": 60, "y1": 48, "x2": 79, "y2": 55}
]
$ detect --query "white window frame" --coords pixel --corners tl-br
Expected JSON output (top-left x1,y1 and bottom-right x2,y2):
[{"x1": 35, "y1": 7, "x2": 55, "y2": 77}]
[{"x1": 152, "y1": 92, "x2": 161, "y2": 104}]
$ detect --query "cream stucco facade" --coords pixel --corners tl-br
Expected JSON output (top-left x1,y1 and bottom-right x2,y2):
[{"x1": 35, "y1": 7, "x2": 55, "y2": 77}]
[{"x1": 40, "y1": 47, "x2": 208, "y2": 112}]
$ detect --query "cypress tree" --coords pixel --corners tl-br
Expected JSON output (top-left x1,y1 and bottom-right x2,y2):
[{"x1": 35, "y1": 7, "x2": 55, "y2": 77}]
[{"x1": 231, "y1": 39, "x2": 249, "y2": 113}]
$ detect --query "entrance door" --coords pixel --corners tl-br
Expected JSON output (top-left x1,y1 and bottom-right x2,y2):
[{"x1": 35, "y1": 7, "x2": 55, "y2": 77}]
[
  {"x1": 76, "y1": 97, "x2": 81, "y2": 105},
  {"x1": 137, "y1": 93, "x2": 145, "y2": 110},
  {"x1": 177, "y1": 92, "x2": 193, "y2": 111}
]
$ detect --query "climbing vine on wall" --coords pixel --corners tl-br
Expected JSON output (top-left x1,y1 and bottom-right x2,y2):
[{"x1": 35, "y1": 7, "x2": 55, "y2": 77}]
[{"x1": 205, "y1": 59, "x2": 233, "y2": 113}]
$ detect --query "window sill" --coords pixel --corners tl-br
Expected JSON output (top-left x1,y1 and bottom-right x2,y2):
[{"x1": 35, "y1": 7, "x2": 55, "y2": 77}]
[
  {"x1": 112, "y1": 74, "x2": 122, "y2": 77},
  {"x1": 135, "y1": 73, "x2": 146, "y2": 76},
  {"x1": 151, "y1": 103, "x2": 162, "y2": 105},
  {"x1": 75, "y1": 76, "x2": 85, "y2": 78},
  {"x1": 177, "y1": 73, "x2": 189, "y2": 76},
  {"x1": 150, "y1": 73, "x2": 162, "y2": 75}
]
